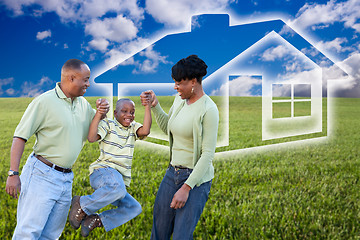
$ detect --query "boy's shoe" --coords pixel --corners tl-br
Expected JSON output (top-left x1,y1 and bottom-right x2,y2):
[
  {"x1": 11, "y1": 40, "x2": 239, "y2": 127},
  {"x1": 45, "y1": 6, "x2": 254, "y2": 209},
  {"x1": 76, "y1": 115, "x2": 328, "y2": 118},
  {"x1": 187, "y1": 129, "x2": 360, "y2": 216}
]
[
  {"x1": 81, "y1": 214, "x2": 103, "y2": 237},
  {"x1": 69, "y1": 196, "x2": 87, "y2": 229}
]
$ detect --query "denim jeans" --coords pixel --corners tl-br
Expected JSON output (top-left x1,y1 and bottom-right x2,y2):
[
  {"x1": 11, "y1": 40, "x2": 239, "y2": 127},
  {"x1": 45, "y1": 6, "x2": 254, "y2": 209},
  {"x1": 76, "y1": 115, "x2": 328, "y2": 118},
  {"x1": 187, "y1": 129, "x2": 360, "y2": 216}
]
[
  {"x1": 13, "y1": 153, "x2": 74, "y2": 240},
  {"x1": 80, "y1": 167, "x2": 142, "y2": 232},
  {"x1": 151, "y1": 166, "x2": 212, "y2": 240}
]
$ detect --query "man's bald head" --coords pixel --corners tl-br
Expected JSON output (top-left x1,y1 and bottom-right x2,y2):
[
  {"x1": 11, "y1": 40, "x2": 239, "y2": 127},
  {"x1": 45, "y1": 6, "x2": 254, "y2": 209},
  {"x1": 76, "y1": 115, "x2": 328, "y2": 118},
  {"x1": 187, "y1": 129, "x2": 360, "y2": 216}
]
[{"x1": 61, "y1": 59, "x2": 87, "y2": 76}]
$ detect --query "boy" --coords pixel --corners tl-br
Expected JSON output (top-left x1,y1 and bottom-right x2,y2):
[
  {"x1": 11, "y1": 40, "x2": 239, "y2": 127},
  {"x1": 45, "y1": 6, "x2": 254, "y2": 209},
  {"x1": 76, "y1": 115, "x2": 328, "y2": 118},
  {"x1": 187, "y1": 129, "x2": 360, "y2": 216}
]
[{"x1": 69, "y1": 96, "x2": 151, "y2": 237}]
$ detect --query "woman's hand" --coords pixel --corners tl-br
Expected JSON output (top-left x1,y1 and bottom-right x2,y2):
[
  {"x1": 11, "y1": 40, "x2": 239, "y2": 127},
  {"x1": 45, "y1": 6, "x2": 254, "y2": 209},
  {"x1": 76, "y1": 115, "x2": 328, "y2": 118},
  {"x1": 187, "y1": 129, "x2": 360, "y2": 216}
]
[
  {"x1": 170, "y1": 184, "x2": 191, "y2": 209},
  {"x1": 140, "y1": 90, "x2": 158, "y2": 107}
]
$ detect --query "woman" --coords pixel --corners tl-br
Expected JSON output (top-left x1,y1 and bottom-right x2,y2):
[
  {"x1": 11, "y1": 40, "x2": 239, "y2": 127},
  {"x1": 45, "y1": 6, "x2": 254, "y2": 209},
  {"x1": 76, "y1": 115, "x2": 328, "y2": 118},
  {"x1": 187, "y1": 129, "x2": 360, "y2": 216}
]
[{"x1": 141, "y1": 55, "x2": 219, "y2": 240}]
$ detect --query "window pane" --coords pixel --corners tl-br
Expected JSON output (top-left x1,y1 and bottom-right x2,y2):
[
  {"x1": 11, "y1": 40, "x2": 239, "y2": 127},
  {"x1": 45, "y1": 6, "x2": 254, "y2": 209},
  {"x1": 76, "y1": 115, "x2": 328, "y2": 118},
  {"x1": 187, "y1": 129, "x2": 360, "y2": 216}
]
[
  {"x1": 273, "y1": 102, "x2": 291, "y2": 118},
  {"x1": 294, "y1": 84, "x2": 311, "y2": 99},
  {"x1": 272, "y1": 84, "x2": 291, "y2": 100},
  {"x1": 294, "y1": 101, "x2": 311, "y2": 117}
]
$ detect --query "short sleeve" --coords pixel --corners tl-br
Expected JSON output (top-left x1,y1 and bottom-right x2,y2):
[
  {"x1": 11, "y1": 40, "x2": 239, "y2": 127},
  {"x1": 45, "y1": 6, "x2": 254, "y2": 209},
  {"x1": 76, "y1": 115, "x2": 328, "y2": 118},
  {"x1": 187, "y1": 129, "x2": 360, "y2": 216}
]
[
  {"x1": 14, "y1": 96, "x2": 45, "y2": 141},
  {"x1": 133, "y1": 121, "x2": 144, "y2": 140},
  {"x1": 97, "y1": 119, "x2": 110, "y2": 141}
]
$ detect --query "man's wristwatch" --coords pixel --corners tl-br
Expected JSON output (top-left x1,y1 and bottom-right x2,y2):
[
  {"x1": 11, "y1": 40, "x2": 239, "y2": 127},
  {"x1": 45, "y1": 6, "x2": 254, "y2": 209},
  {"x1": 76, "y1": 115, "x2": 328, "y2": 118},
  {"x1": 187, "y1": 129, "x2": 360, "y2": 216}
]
[{"x1": 8, "y1": 170, "x2": 19, "y2": 176}]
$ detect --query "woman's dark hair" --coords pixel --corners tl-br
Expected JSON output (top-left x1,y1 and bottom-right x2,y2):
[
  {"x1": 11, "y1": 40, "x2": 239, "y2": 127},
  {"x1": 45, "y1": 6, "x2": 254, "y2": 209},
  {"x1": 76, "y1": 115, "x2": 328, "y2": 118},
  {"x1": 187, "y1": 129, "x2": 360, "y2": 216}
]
[{"x1": 171, "y1": 55, "x2": 208, "y2": 83}]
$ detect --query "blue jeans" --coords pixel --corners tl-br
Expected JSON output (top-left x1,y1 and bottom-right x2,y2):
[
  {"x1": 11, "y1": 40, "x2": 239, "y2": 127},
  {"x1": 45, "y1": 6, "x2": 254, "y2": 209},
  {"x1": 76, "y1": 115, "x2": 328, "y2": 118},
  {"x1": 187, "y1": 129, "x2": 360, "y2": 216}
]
[
  {"x1": 151, "y1": 166, "x2": 212, "y2": 240},
  {"x1": 80, "y1": 167, "x2": 142, "y2": 231},
  {"x1": 13, "y1": 153, "x2": 74, "y2": 240}
]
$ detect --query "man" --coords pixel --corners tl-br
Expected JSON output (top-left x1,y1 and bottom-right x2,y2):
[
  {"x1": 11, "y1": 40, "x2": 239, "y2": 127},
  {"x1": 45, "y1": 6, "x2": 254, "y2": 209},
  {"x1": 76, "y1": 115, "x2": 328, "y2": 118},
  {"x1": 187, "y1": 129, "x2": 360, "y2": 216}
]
[{"x1": 5, "y1": 59, "x2": 109, "y2": 239}]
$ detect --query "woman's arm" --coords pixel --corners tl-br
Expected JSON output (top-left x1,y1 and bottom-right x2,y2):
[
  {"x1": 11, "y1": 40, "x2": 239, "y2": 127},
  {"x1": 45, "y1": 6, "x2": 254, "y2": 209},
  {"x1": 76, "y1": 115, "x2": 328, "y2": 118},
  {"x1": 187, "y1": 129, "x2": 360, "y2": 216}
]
[{"x1": 141, "y1": 90, "x2": 172, "y2": 135}]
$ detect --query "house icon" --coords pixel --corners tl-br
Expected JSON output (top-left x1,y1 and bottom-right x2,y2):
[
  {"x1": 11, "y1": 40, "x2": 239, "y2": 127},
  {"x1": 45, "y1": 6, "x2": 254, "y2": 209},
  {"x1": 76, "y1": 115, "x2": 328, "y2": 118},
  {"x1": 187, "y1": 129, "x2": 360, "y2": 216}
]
[{"x1": 95, "y1": 14, "x2": 347, "y2": 152}]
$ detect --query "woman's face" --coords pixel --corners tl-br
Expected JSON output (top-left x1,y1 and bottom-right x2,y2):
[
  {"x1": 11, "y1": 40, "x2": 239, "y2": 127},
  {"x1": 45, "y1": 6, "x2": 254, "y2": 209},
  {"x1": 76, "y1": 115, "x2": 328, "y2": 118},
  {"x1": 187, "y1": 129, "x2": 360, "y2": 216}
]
[{"x1": 174, "y1": 78, "x2": 195, "y2": 99}]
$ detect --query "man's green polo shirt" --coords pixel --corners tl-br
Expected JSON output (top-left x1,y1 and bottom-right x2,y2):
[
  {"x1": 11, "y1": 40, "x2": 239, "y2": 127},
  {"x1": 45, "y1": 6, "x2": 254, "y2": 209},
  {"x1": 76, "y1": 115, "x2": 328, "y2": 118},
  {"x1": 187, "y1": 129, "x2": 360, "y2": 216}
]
[{"x1": 14, "y1": 83, "x2": 95, "y2": 168}]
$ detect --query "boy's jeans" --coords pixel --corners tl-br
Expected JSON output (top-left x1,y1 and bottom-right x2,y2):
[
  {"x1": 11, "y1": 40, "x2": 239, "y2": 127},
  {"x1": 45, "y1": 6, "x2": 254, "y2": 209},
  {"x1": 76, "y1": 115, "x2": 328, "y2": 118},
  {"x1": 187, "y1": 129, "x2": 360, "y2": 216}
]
[
  {"x1": 151, "y1": 165, "x2": 212, "y2": 240},
  {"x1": 80, "y1": 167, "x2": 142, "y2": 231},
  {"x1": 13, "y1": 153, "x2": 73, "y2": 240}
]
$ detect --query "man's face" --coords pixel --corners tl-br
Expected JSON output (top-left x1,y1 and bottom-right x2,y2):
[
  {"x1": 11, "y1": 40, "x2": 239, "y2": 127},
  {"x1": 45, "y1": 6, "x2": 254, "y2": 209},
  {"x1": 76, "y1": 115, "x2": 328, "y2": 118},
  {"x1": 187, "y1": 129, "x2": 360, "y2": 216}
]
[
  {"x1": 114, "y1": 101, "x2": 135, "y2": 127},
  {"x1": 70, "y1": 64, "x2": 90, "y2": 97}
]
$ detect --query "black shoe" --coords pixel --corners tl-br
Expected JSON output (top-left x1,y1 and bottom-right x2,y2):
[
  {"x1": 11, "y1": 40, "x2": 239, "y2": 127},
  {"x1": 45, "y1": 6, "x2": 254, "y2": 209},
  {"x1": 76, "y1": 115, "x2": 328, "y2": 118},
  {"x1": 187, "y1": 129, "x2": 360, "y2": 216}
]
[
  {"x1": 81, "y1": 214, "x2": 103, "y2": 237},
  {"x1": 69, "y1": 196, "x2": 87, "y2": 229}
]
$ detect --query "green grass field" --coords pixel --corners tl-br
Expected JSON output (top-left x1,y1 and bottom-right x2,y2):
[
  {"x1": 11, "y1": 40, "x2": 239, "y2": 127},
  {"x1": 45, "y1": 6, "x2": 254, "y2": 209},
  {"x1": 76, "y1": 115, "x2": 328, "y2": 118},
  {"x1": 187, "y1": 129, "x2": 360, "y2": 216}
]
[{"x1": 0, "y1": 97, "x2": 359, "y2": 239}]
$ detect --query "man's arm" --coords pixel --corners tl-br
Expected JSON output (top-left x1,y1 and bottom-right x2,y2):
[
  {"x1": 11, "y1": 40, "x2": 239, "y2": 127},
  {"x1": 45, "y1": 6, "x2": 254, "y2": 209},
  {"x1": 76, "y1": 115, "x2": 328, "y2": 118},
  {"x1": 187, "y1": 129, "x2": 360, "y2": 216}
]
[
  {"x1": 137, "y1": 104, "x2": 152, "y2": 137},
  {"x1": 6, "y1": 137, "x2": 26, "y2": 199}
]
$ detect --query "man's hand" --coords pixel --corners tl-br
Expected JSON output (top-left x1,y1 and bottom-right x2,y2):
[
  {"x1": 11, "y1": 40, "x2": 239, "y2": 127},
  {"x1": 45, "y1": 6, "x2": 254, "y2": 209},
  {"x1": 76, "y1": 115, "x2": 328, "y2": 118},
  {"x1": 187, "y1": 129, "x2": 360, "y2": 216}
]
[
  {"x1": 96, "y1": 98, "x2": 110, "y2": 117},
  {"x1": 6, "y1": 175, "x2": 21, "y2": 199},
  {"x1": 170, "y1": 184, "x2": 191, "y2": 209}
]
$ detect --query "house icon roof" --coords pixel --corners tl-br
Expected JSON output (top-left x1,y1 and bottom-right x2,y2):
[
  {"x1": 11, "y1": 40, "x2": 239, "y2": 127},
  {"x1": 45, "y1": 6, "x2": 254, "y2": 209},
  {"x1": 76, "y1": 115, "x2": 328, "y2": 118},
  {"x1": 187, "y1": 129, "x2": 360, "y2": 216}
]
[
  {"x1": 95, "y1": 14, "x2": 348, "y2": 153},
  {"x1": 95, "y1": 14, "x2": 346, "y2": 96}
]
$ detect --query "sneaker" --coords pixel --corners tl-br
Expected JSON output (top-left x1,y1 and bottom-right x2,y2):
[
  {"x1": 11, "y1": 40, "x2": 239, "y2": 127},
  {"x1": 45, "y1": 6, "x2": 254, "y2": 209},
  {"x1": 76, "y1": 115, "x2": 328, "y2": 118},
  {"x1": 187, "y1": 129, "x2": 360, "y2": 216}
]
[
  {"x1": 81, "y1": 214, "x2": 103, "y2": 237},
  {"x1": 69, "y1": 196, "x2": 87, "y2": 229}
]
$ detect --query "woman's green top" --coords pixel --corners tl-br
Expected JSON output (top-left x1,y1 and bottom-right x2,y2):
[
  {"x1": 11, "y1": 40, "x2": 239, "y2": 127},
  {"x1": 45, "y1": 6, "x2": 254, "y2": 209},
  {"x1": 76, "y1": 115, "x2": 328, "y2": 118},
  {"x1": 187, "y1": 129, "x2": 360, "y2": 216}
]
[{"x1": 152, "y1": 94, "x2": 219, "y2": 188}]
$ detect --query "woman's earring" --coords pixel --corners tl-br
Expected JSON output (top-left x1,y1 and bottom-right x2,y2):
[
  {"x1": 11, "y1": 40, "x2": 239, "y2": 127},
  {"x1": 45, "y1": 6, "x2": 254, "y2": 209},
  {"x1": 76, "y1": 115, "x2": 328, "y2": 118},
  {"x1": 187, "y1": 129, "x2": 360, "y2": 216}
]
[{"x1": 191, "y1": 87, "x2": 194, "y2": 94}]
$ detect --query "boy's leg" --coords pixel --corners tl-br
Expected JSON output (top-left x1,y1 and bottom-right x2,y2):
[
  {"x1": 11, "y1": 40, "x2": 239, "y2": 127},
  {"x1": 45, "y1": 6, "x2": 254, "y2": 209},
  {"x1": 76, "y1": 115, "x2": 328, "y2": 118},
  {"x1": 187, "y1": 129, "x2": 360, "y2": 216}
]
[
  {"x1": 99, "y1": 192, "x2": 142, "y2": 231},
  {"x1": 80, "y1": 168, "x2": 127, "y2": 215}
]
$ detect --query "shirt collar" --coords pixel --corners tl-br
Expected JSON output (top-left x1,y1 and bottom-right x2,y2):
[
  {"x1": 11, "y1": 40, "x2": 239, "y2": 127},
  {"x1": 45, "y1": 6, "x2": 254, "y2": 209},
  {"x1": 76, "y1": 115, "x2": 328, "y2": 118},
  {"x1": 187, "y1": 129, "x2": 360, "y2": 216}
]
[
  {"x1": 55, "y1": 82, "x2": 77, "y2": 103},
  {"x1": 114, "y1": 118, "x2": 134, "y2": 130}
]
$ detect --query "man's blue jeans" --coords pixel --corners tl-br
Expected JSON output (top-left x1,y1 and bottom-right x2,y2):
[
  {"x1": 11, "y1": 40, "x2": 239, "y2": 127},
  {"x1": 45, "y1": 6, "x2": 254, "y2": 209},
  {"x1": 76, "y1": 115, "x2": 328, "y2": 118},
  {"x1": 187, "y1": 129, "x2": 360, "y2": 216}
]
[
  {"x1": 13, "y1": 153, "x2": 74, "y2": 240},
  {"x1": 80, "y1": 167, "x2": 142, "y2": 231},
  {"x1": 151, "y1": 166, "x2": 212, "y2": 240}
]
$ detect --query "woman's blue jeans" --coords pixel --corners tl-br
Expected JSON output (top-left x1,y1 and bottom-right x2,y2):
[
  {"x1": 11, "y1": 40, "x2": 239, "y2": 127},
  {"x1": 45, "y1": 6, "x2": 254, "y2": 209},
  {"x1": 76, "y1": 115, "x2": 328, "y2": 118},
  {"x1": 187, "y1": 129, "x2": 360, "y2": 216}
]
[
  {"x1": 151, "y1": 166, "x2": 212, "y2": 240},
  {"x1": 80, "y1": 167, "x2": 142, "y2": 232}
]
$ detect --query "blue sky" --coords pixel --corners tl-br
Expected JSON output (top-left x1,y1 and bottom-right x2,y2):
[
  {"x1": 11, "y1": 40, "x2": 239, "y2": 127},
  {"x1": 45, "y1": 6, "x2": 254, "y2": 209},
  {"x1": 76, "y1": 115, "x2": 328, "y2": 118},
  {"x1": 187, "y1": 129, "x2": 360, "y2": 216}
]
[{"x1": 0, "y1": 0, "x2": 359, "y2": 98}]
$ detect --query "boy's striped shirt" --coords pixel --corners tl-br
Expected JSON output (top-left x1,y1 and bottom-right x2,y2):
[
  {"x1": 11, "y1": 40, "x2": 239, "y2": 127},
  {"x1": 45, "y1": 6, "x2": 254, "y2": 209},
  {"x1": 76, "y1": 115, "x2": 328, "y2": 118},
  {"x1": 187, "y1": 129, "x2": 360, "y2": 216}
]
[{"x1": 89, "y1": 118, "x2": 143, "y2": 187}]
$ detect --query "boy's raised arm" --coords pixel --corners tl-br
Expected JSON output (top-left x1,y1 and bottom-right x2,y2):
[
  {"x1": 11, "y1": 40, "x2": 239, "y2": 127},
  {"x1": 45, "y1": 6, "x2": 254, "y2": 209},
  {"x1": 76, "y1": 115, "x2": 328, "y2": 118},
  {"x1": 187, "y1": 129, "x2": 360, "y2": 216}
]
[
  {"x1": 88, "y1": 99, "x2": 108, "y2": 143},
  {"x1": 137, "y1": 102, "x2": 152, "y2": 137}
]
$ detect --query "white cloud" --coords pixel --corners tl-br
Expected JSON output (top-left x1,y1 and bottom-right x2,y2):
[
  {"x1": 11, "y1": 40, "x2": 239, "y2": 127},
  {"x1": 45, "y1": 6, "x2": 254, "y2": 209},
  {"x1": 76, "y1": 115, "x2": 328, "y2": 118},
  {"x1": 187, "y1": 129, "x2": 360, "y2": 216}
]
[
  {"x1": 315, "y1": 37, "x2": 352, "y2": 53},
  {"x1": 261, "y1": 45, "x2": 289, "y2": 61},
  {"x1": 132, "y1": 45, "x2": 170, "y2": 74},
  {"x1": 145, "y1": 0, "x2": 234, "y2": 27},
  {"x1": 277, "y1": 52, "x2": 360, "y2": 98},
  {"x1": 211, "y1": 76, "x2": 262, "y2": 96},
  {"x1": 1, "y1": 0, "x2": 144, "y2": 23},
  {"x1": 6, "y1": 88, "x2": 15, "y2": 95},
  {"x1": 289, "y1": 0, "x2": 360, "y2": 33},
  {"x1": 20, "y1": 76, "x2": 54, "y2": 97},
  {"x1": 85, "y1": 15, "x2": 138, "y2": 43},
  {"x1": 1, "y1": 0, "x2": 144, "y2": 55},
  {"x1": 330, "y1": 52, "x2": 360, "y2": 97},
  {"x1": 0, "y1": 77, "x2": 14, "y2": 96},
  {"x1": 89, "y1": 38, "x2": 109, "y2": 52},
  {"x1": 102, "y1": 37, "x2": 152, "y2": 71},
  {"x1": 80, "y1": 0, "x2": 144, "y2": 22},
  {"x1": 36, "y1": 29, "x2": 51, "y2": 40},
  {"x1": 63, "y1": 43, "x2": 69, "y2": 49}
]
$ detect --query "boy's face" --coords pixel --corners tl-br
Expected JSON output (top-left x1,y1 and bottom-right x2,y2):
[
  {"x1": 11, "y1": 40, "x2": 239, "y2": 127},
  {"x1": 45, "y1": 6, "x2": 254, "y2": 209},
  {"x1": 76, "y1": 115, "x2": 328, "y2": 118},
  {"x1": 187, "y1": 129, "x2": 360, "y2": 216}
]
[{"x1": 114, "y1": 101, "x2": 135, "y2": 127}]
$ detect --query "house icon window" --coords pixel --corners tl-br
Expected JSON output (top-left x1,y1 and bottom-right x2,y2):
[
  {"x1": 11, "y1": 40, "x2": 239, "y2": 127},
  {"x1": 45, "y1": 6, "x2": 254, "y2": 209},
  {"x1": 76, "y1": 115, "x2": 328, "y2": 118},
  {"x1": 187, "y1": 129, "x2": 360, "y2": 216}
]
[{"x1": 272, "y1": 83, "x2": 311, "y2": 119}]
